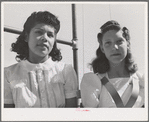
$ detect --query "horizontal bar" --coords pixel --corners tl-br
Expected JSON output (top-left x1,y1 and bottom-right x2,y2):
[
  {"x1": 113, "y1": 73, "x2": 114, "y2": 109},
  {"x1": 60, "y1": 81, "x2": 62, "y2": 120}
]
[
  {"x1": 4, "y1": 27, "x2": 73, "y2": 46},
  {"x1": 4, "y1": 27, "x2": 21, "y2": 35},
  {"x1": 56, "y1": 39, "x2": 73, "y2": 46}
]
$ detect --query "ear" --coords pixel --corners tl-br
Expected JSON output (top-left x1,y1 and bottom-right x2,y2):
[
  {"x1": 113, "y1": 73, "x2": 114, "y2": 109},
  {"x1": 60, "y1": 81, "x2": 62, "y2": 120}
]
[{"x1": 100, "y1": 45, "x2": 105, "y2": 53}]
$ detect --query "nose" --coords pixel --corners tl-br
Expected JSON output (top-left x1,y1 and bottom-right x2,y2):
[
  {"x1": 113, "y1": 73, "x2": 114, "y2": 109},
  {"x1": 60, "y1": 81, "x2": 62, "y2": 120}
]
[
  {"x1": 40, "y1": 33, "x2": 48, "y2": 42},
  {"x1": 113, "y1": 44, "x2": 118, "y2": 50}
]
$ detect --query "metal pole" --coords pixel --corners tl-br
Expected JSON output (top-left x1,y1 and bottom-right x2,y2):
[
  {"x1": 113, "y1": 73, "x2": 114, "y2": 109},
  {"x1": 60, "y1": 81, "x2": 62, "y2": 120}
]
[
  {"x1": 4, "y1": 27, "x2": 22, "y2": 35},
  {"x1": 72, "y1": 4, "x2": 80, "y2": 107},
  {"x1": 72, "y1": 4, "x2": 78, "y2": 78},
  {"x1": 4, "y1": 27, "x2": 73, "y2": 46}
]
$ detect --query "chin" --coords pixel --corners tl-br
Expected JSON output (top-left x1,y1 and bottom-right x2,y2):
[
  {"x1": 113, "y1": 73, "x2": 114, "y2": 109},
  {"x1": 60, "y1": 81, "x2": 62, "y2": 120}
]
[
  {"x1": 38, "y1": 52, "x2": 49, "y2": 57},
  {"x1": 111, "y1": 59, "x2": 124, "y2": 64}
]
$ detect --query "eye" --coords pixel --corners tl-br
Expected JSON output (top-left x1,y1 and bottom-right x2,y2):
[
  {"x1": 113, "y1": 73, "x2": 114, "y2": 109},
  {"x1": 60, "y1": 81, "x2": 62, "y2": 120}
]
[
  {"x1": 35, "y1": 30, "x2": 43, "y2": 35},
  {"x1": 104, "y1": 41, "x2": 111, "y2": 47},
  {"x1": 117, "y1": 39, "x2": 123, "y2": 44},
  {"x1": 47, "y1": 32, "x2": 54, "y2": 38}
]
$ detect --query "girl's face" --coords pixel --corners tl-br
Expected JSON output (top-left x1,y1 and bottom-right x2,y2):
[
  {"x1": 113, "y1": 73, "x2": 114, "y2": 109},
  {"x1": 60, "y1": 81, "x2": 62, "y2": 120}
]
[
  {"x1": 101, "y1": 29, "x2": 128, "y2": 64},
  {"x1": 27, "y1": 23, "x2": 56, "y2": 61}
]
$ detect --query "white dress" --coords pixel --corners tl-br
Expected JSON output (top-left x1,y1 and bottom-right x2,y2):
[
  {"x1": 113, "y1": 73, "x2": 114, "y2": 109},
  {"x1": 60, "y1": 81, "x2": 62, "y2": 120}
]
[
  {"x1": 81, "y1": 72, "x2": 144, "y2": 108},
  {"x1": 4, "y1": 58, "x2": 78, "y2": 108}
]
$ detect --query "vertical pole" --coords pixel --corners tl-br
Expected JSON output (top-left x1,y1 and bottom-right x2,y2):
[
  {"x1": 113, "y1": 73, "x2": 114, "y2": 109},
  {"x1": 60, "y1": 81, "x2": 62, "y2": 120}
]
[
  {"x1": 72, "y1": 4, "x2": 78, "y2": 78},
  {"x1": 72, "y1": 4, "x2": 80, "y2": 107}
]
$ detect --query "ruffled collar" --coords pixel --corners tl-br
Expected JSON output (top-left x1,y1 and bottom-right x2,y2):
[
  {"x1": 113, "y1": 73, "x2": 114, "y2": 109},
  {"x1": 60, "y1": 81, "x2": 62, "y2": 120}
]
[{"x1": 21, "y1": 57, "x2": 57, "y2": 71}]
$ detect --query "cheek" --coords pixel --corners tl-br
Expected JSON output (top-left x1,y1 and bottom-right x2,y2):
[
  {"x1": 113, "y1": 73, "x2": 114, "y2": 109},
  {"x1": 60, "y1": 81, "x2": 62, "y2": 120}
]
[
  {"x1": 51, "y1": 38, "x2": 56, "y2": 46},
  {"x1": 120, "y1": 44, "x2": 128, "y2": 55},
  {"x1": 28, "y1": 37, "x2": 35, "y2": 48},
  {"x1": 103, "y1": 47, "x2": 111, "y2": 55},
  {"x1": 28, "y1": 33, "x2": 37, "y2": 44}
]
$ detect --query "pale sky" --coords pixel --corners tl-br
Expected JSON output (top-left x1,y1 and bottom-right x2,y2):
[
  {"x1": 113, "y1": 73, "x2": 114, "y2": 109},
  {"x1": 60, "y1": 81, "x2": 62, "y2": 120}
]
[
  {"x1": 1, "y1": 2, "x2": 148, "y2": 121},
  {"x1": 2, "y1": 2, "x2": 147, "y2": 85}
]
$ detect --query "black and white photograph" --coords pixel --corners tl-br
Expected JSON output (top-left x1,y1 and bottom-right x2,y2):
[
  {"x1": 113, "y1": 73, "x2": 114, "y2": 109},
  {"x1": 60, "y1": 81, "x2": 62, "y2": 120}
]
[{"x1": 1, "y1": 1, "x2": 148, "y2": 121}]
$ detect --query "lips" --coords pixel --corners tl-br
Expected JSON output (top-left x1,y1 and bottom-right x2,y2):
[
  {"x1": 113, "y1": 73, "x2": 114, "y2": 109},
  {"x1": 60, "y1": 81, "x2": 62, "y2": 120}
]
[
  {"x1": 111, "y1": 53, "x2": 121, "y2": 56},
  {"x1": 38, "y1": 44, "x2": 48, "y2": 49}
]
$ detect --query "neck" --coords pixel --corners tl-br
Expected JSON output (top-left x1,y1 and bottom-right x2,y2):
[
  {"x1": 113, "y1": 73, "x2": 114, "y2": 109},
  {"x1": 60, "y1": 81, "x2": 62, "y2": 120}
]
[
  {"x1": 108, "y1": 60, "x2": 129, "y2": 79},
  {"x1": 28, "y1": 55, "x2": 49, "y2": 64}
]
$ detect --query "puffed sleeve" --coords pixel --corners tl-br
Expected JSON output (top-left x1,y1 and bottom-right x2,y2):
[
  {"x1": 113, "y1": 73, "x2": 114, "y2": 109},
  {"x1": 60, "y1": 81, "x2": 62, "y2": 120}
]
[
  {"x1": 63, "y1": 64, "x2": 78, "y2": 99},
  {"x1": 4, "y1": 68, "x2": 14, "y2": 104},
  {"x1": 80, "y1": 73, "x2": 102, "y2": 108}
]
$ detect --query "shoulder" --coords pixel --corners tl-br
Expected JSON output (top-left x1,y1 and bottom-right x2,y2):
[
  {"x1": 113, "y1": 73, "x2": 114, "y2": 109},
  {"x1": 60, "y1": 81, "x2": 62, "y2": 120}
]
[
  {"x1": 55, "y1": 61, "x2": 74, "y2": 73},
  {"x1": 5, "y1": 63, "x2": 19, "y2": 70},
  {"x1": 81, "y1": 72, "x2": 102, "y2": 88},
  {"x1": 4, "y1": 61, "x2": 25, "y2": 79},
  {"x1": 82, "y1": 72, "x2": 97, "y2": 79},
  {"x1": 4, "y1": 62, "x2": 22, "y2": 74},
  {"x1": 55, "y1": 62, "x2": 77, "y2": 85},
  {"x1": 82, "y1": 72, "x2": 106, "y2": 80},
  {"x1": 45, "y1": 58, "x2": 74, "y2": 72},
  {"x1": 135, "y1": 72, "x2": 143, "y2": 80},
  {"x1": 4, "y1": 62, "x2": 21, "y2": 83},
  {"x1": 51, "y1": 62, "x2": 76, "y2": 80},
  {"x1": 132, "y1": 71, "x2": 144, "y2": 88}
]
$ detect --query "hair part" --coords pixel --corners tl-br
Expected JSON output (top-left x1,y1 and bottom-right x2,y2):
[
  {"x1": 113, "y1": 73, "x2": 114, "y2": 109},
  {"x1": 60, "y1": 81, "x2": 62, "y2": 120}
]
[{"x1": 11, "y1": 11, "x2": 62, "y2": 62}]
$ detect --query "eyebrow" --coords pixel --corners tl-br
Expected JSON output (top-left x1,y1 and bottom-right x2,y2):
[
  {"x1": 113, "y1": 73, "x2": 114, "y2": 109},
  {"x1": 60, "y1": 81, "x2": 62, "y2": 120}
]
[
  {"x1": 34, "y1": 28, "x2": 54, "y2": 33},
  {"x1": 104, "y1": 39, "x2": 111, "y2": 42},
  {"x1": 34, "y1": 28, "x2": 45, "y2": 31},
  {"x1": 117, "y1": 37, "x2": 124, "y2": 40}
]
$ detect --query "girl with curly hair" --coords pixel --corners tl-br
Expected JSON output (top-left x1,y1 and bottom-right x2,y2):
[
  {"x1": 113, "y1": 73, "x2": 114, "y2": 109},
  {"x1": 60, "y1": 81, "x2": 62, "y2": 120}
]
[
  {"x1": 4, "y1": 11, "x2": 78, "y2": 108},
  {"x1": 80, "y1": 20, "x2": 144, "y2": 108}
]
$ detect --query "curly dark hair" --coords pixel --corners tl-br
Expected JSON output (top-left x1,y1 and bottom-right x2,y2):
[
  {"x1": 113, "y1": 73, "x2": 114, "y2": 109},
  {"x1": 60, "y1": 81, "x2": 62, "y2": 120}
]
[
  {"x1": 11, "y1": 11, "x2": 62, "y2": 62},
  {"x1": 91, "y1": 20, "x2": 138, "y2": 74}
]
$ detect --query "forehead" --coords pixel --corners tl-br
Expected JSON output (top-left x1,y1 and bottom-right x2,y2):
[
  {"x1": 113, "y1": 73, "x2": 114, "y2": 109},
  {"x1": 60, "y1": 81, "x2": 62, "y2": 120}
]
[
  {"x1": 102, "y1": 30, "x2": 123, "y2": 41},
  {"x1": 32, "y1": 23, "x2": 55, "y2": 33}
]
